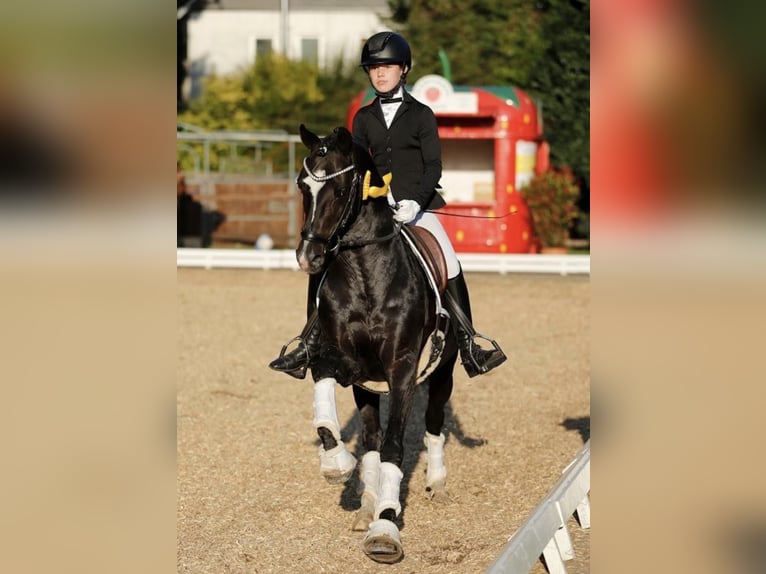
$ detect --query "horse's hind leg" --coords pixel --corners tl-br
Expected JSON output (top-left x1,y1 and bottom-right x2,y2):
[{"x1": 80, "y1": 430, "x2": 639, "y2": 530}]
[
  {"x1": 312, "y1": 378, "x2": 356, "y2": 484},
  {"x1": 423, "y1": 365, "x2": 455, "y2": 500}
]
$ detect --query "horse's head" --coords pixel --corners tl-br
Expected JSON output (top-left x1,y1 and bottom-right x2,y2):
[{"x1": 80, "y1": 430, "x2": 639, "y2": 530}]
[{"x1": 295, "y1": 124, "x2": 385, "y2": 274}]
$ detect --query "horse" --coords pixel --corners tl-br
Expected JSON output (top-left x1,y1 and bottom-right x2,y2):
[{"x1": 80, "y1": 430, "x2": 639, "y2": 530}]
[{"x1": 286, "y1": 124, "x2": 459, "y2": 563}]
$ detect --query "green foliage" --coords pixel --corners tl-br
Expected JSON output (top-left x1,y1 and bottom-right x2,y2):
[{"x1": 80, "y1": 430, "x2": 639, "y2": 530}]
[
  {"x1": 388, "y1": 0, "x2": 546, "y2": 88},
  {"x1": 387, "y1": 0, "x2": 590, "y2": 186},
  {"x1": 178, "y1": 54, "x2": 368, "y2": 172},
  {"x1": 520, "y1": 169, "x2": 580, "y2": 247},
  {"x1": 528, "y1": 0, "x2": 590, "y2": 185}
]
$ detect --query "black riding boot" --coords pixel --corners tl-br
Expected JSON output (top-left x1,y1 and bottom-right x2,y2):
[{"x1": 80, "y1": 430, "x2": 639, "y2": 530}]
[
  {"x1": 269, "y1": 276, "x2": 321, "y2": 380},
  {"x1": 445, "y1": 271, "x2": 507, "y2": 378}
]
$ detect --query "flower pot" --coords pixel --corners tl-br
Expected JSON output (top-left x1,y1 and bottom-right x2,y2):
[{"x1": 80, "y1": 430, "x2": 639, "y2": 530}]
[{"x1": 540, "y1": 246, "x2": 568, "y2": 254}]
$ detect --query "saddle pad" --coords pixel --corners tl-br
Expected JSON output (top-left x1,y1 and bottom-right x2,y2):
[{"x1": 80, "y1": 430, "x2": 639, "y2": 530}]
[{"x1": 402, "y1": 225, "x2": 448, "y2": 295}]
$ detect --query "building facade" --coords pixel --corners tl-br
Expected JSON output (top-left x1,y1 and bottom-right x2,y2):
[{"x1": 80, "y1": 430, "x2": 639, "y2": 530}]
[{"x1": 186, "y1": 0, "x2": 391, "y2": 82}]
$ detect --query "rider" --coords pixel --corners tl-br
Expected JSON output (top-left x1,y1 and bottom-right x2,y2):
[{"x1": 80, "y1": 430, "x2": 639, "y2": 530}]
[{"x1": 269, "y1": 31, "x2": 506, "y2": 379}]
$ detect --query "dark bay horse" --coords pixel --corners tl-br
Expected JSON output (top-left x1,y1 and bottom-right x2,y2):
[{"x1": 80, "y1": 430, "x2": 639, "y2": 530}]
[{"x1": 288, "y1": 124, "x2": 458, "y2": 563}]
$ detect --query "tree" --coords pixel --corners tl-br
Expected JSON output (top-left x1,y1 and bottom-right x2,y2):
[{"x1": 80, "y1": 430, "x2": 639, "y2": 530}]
[
  {"x1": 387, "y1": 0, "x2": 590, "y2": 190},
  {"x1": 528, "y1": 0, "x2": 590, "y2": 189},
  {"x1": 179, "y1": 54, "x2": 366, "y2": 134},
  {"x1": 177, "y1": 54, "x2": 368, "y2": 172},
  {"x1": 386, "y1": 0, "x2": 547, "y2": 87}
]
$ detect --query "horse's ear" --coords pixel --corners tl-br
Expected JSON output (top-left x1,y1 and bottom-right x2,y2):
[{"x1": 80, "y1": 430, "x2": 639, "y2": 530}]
[
  {"x1": 299, "y1": 124, "x2": 321, "y2": 150},
  {"x1": 333, "y1": 127, "x2": 353, "y2": 154},
  {"x1": 352, "y1": 142, "x2": 384, "y2": 187}
]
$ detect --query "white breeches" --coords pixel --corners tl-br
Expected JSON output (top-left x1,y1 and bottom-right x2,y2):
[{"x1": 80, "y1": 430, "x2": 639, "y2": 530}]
[
  {"x1": 388, "y1": 194, "x2": 460, "y2": 279},
  {"x1": 412, "y1": 212, "x2": 460, "y2": 279}
]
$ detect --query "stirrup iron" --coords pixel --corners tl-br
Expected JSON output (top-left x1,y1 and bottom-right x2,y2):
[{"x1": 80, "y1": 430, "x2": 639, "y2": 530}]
[{"x1": 273, "y1": 335, "x2": 310, "y2": 379}]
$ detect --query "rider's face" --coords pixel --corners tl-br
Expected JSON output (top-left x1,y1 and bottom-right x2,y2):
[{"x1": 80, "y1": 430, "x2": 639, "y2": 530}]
[{"x1": 368, "y1": 64, "x2": 404, "y2": 93}]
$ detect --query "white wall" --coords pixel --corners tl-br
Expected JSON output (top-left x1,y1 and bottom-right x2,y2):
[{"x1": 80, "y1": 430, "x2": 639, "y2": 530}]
[{"x1": 187, "y1": 9, "x2": 387, "y2": 77}]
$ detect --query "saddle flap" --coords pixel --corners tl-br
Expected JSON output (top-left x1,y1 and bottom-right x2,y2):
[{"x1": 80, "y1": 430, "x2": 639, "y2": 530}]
[{"x1": 402, "y1": 226, "x2": 448, "y2": 295}]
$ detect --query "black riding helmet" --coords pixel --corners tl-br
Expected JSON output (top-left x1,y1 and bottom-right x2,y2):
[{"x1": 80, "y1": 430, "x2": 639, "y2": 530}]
[
  {"x1": 360, "y1": 31, "x2": 411, "y2": 74},
  {"x1": 360, "y1": 32, "x2": 411, "y2": 98}
]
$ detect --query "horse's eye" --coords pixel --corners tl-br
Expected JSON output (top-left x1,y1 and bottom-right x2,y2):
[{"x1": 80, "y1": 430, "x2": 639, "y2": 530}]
[{"x1": 317, "y1": 146, "x2": 327, "y2": 157}]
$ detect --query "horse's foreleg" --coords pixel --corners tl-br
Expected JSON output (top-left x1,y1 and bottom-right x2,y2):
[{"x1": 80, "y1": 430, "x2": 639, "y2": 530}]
[
  {"x1": 312, "y1": 377, "x2": 356, "y2": 484},
  {"x1": 362, "y1": 461, "x2": 404, "y2": 563},
  {"x1": 352, "y1": 450, "x2": 380, "y2": 531},
  {"x1": 361, "y1": 372, "x2": 414, "y2": 564},
  {"x1": 351, "y1": 386, "x2": 382, "y2": 531}
]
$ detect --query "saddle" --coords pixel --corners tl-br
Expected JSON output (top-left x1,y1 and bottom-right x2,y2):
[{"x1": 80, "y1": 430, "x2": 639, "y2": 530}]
[{"x1": 401, "y1": 225, "x2": 447, "y2": 295}]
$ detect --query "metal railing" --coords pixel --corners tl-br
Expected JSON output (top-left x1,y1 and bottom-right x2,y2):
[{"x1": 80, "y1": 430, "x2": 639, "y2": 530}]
[
  {"x1": 177, "y1": 129, "x2": 305, "y2": 246},
  {"x1": 485, "y1": 440, "x2": 591, "y2": 574}
]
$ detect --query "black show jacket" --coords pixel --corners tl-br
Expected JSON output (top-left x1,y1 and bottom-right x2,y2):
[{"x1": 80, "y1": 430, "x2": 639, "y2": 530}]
[{"x1": 352, "y1": 90, "x2": 446, "y2": 211}]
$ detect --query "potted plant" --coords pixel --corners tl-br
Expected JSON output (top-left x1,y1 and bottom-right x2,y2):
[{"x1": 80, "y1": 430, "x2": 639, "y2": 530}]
[{"x1": 520, "y1": 168, "x2": 580, "y2": 253}]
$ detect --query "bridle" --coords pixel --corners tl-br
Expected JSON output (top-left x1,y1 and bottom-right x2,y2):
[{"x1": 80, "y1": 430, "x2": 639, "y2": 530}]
[
  {"x1": 300, "y1": 153, "x2": 363, "y2": 258},
  {"x1": 299, "y1": 150, "x2": 401, "y2": 258}
]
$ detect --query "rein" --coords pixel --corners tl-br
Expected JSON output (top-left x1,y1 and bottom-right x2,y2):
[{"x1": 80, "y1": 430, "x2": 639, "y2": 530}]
[
  {"x1": 423, "y1": 210, "x2": 517, "y2": 220},
  {"x1": 338, "y1": 222, "x2": 402, "y2": 250}
]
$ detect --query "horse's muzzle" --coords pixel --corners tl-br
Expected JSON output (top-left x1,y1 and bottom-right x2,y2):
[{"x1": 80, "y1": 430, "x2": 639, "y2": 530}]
[{"x1": 296, "y1": 241, "x2": 326, "y2": 274}]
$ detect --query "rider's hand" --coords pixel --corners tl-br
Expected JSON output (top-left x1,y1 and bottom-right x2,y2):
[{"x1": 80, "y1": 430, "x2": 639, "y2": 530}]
[{"x1": 393, "y1": 200, "x2": 421, "y2": 223}]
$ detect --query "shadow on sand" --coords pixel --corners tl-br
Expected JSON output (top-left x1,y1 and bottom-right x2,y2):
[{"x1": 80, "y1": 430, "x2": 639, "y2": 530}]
[
  {"x1": 560, "y1": 415, "x2": 590, "y2": 443},
  {"x1": 313, "y1": 382, "x2": 487, "y2": 530}
]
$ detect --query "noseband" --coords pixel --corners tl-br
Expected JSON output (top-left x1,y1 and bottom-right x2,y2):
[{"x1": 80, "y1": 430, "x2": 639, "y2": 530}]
[{"x1": 300, "y1": 155, "x2": 361, "y2": 257}]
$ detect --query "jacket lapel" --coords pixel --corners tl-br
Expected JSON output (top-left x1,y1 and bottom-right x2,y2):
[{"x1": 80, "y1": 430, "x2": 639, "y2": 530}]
[
  {"x1": 371, "y1": 100, "x2": 387, "y2": 128},
  {"x1": 390, "y1": 91, "x2": 412, "y2": 126}
]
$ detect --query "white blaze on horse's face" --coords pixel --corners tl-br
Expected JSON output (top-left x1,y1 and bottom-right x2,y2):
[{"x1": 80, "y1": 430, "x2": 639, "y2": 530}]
[
  {"x1": 297, "y1": 168, "x2": 326, "y2": 272},
  {"x1": 302, "y1": 169, "x2": 326, "y2": 224}
]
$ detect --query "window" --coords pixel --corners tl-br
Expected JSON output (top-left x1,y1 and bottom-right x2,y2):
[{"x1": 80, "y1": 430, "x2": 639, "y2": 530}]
[
  {"x1": 301, "y1": 38, "x2": 318, "y2": 65},
  {"x1": 255, "y1": 38, "x2": 272, "y2": 60}
]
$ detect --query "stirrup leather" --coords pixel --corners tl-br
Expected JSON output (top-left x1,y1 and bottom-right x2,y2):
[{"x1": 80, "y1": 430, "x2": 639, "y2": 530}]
[{"x1": 444, "y1": 288, "x2": 506, "y2": 374}]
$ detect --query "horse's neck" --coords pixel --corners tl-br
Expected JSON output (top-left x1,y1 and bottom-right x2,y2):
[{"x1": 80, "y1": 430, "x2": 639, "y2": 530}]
[{"x1": 347, "y1": 198, "x2": 395, "y2": 241}]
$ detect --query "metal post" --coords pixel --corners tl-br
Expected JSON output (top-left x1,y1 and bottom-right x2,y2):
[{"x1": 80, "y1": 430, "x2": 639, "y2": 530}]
[
  {"x1": 281, "y1": 0, "x2": 289, "y2": 57},
  {"x1": 203, "y1": 138, "x2": 211, "y2": 197}
]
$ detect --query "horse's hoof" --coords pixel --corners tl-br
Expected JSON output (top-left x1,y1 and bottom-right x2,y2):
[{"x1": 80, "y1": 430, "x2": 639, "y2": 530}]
[
  {"x1": 425, "y1": 475, "x2": 447, "y2": 499},
  {"x1": 427, "y1": 488, "x2": 451, "y2": 504},
  {"x1": 362, "y1": 519, "x2": 403, "y2": 564},
  {"x1": 351, "y1": 507, "x2": 374, "y2": 532},
  {"x1": 319, "y1": 443, "x2": 357, "y2": 484}
]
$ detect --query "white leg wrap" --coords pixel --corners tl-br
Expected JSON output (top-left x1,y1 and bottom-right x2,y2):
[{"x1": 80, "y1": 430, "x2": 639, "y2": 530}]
[
  {"x1": 318, "y1": 442, "x2": 357, "y2": 482},
  {"x1": 423, "y1": 432, "x2": 447, "y2": 489},
  {"x1": 312, "y1": 378, "x2": 341, "y2": 440},
  {"x1": 374, "y1": 462, "x2": 404, "y2": 519},
  {"x1": 357, "y1": 451, "x2": 381, "y2": 501}
]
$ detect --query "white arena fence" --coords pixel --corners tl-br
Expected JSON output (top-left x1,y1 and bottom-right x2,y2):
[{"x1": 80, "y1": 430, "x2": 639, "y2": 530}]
[
  {"x1": 485, "y1": 440, "x2": 590, "y2": 574},
  {"x1": 177, "y1": 249, "x2": 590, "y2": 275}
]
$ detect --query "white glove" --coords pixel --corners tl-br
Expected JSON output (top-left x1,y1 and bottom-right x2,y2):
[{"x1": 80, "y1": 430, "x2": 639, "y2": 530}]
[{"x1": 393, "y1": 199, "x2": 421, "y2": 223}]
